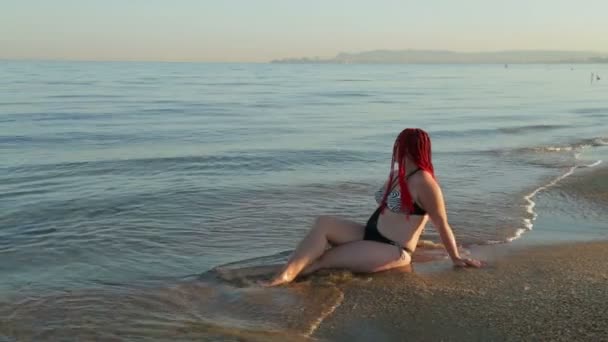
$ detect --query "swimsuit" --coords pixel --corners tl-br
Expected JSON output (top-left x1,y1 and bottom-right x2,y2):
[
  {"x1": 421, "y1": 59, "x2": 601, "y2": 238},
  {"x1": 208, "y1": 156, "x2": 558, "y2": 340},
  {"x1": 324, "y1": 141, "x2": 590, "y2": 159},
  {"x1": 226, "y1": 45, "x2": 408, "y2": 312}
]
[{"x1": 363, "y1": 169, "x2": 426, "y2": 255}]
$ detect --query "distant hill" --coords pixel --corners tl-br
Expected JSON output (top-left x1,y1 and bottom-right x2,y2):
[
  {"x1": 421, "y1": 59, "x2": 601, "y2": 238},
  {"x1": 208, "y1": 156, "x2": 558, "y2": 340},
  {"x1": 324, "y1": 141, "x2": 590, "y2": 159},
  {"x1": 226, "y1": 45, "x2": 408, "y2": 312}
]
[{"x1": 271, "y1": 50, "x2": 608, "y2": 64}]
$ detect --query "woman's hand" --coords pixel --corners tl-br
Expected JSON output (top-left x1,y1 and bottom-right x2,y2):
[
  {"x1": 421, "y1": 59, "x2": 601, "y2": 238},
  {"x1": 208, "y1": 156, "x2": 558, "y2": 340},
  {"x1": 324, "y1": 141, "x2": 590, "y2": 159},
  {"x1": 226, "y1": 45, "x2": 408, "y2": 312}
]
[{"x1": 453, "y1": 257, "x2": 483, "y2": 268}]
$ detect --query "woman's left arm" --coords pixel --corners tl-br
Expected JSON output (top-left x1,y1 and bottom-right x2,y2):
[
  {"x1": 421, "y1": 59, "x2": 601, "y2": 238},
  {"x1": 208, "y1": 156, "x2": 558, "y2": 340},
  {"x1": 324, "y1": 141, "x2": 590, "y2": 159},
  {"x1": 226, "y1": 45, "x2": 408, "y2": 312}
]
[{"x1": 417, "y1": 174, "x2": 482, "y2": 268}]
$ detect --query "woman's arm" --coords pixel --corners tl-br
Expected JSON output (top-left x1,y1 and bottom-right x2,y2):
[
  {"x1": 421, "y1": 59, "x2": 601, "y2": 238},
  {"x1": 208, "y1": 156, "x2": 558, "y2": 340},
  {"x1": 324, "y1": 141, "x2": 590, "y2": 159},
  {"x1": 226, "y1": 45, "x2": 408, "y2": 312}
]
[{"x1": 417, "y1": 174, "x2": 482, "y2": 267}]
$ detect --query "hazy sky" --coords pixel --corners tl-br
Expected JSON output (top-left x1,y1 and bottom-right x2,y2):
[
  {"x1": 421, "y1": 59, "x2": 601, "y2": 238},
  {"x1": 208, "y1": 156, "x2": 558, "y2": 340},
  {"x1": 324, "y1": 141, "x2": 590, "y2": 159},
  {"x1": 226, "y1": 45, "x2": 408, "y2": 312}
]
[{"x1": 2, "y1": 0, "x2": 607, "y2": 62}]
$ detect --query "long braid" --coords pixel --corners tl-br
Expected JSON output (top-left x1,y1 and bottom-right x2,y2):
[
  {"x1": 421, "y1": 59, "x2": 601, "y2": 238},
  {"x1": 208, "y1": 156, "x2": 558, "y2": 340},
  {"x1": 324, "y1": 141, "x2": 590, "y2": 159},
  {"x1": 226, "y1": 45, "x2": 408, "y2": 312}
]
[
  {"x1": 379, "y1": 128, "x2": 436, "y2": 219},
  {"x1": 379, "y1": 139, "x2": 398, "y2": 213},
  {"x1": 397, "y1": 154, "x2": 413, "y2": 215}
]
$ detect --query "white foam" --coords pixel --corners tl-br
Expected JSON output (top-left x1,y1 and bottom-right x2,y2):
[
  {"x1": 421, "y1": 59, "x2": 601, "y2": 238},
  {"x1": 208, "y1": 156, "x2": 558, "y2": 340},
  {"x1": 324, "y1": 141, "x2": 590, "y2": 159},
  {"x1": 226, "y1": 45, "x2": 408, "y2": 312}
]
[
  {"x1": 513, "y1": 165, "x2": 578, "y2": 242},
  {"x1": 593, "y1": 138, "x2": 608, "y2": 146},
  {"x1": 542, "y1": 146, "x2": 573, "y2": 152},
  {"x1": 535, "y1": 138, "x2": 607, "y2": 154},
  {"x1": 304, "y1": 290, "x2": 344, "y2": 337},
  {"x1": 506, "y1": 138, "x2": 606, "y2": 243},
  {"x1": 583, "y1": 160, "x2": 603, "y2": 168},
  {"x1": 505, "y1": 227, "x2": 528, "y2": 243}
]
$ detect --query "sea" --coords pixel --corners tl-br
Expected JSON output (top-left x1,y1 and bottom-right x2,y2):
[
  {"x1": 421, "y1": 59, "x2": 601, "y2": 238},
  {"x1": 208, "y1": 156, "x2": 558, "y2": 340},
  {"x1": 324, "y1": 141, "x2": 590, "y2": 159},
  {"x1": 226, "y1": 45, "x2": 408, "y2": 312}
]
[{"x1": 1, "y1": 61, "x2": 607, "y2": 340}]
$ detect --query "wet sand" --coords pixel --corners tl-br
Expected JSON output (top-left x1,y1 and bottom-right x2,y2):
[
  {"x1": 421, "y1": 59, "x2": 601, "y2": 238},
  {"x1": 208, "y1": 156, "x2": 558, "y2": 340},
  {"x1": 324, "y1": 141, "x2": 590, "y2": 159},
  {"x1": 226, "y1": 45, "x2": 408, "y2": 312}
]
[
  {"x1": 315, "y1": 241, "x2": 608, "y2": 341},
  {"x1": 557, "y1": 165, "x2": 608, "y2": 207}
]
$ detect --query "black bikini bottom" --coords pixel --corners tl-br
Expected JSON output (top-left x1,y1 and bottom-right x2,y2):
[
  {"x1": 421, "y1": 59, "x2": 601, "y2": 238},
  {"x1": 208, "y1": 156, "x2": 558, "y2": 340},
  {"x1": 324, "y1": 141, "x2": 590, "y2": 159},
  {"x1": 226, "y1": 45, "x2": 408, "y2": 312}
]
[{"x1": 363, "y1": 206, "x2": 413, "y2": 255}]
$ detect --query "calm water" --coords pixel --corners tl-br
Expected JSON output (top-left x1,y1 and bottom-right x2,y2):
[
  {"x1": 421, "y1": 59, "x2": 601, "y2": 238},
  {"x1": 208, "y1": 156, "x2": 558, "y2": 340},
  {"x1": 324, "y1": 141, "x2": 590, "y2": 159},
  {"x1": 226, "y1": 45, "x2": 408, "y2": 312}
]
[{"x1": 1, "y1": 61, "x2": 607, "y2": 340}]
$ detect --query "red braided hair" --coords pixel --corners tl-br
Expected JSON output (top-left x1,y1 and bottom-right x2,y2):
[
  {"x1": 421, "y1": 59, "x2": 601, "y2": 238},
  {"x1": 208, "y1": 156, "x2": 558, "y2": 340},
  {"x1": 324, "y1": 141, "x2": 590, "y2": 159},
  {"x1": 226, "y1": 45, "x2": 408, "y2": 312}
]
[{"x1": 379, "y1": 128, "x2": 436, "y2": 218}]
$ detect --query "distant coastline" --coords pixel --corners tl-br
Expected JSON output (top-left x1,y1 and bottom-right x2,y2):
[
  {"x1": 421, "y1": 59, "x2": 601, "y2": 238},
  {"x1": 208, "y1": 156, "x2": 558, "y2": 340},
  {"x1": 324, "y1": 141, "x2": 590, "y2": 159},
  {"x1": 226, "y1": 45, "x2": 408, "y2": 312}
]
[{"x1": 271, "y1": 49, "x2": 608, "y2": 64}]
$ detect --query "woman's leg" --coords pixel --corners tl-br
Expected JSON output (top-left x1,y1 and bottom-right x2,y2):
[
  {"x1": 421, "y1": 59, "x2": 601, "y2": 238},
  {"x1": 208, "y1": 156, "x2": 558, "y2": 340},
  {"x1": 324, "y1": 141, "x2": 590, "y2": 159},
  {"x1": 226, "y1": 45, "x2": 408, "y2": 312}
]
[
  {"x1": 261, "y1": 215, "x2": 365, "y2": 286},
  {"x1": 301, "y1": 240, "x2": 411, "y2": 276}
]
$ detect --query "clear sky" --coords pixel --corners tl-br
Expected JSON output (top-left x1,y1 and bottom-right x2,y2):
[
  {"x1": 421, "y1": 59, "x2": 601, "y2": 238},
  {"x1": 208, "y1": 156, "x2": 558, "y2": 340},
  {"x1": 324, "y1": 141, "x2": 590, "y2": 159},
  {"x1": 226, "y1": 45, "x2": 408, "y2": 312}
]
[{"x1": 2, "y1": 0, "x2": 607, "y2": 62}]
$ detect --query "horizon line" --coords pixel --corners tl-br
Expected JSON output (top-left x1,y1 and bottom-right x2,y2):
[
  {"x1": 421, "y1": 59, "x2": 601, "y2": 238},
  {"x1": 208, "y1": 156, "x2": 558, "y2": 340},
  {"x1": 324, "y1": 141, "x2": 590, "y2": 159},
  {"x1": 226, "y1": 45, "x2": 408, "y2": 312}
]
[{"x1": 2, "y1": 48, "x2": 608, "y2": 64}]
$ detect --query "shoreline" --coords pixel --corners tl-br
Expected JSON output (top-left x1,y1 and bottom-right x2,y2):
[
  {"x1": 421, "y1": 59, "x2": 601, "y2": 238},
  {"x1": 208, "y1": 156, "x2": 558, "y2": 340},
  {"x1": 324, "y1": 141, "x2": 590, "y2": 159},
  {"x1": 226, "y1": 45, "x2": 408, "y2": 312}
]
[
  {"x1": 2, "y1": 165, "x2": 606, "y2": 341},
  {"x1": 314, "y1": 239, "x2": 608, "y2": 341},
  {"x1": 314, "y1": 163, "x2": 608, "y2": 341}
]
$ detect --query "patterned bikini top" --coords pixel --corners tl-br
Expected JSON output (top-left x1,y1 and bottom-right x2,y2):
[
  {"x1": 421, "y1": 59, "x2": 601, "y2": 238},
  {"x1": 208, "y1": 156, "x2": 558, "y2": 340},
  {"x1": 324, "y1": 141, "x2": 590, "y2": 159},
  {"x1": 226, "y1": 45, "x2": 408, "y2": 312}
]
[{"x1": 374, "y1": 169, "x2": 427, "y2": 216}]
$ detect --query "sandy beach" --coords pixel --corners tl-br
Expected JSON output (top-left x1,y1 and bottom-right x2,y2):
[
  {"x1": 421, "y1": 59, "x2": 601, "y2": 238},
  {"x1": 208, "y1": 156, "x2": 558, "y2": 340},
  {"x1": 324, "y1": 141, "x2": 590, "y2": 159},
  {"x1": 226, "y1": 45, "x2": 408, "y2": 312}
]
[
  {"x1": 315, "y1": 241, "x2": 608, "y2": 341},
  {"x1": 314, "y1": 163, "x2": 608, "y2": 341}
]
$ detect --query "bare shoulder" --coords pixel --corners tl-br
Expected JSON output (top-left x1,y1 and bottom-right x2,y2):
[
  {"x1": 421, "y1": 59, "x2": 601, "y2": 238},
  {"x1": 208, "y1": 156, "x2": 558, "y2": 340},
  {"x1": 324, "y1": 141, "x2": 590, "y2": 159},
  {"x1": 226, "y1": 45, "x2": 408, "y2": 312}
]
[
  {"x1": 410, "y1": 170, "x2": 437, "y2": 187},
  {"x1": 410, "y1": 171, "x2": 441, "y2": 199}
]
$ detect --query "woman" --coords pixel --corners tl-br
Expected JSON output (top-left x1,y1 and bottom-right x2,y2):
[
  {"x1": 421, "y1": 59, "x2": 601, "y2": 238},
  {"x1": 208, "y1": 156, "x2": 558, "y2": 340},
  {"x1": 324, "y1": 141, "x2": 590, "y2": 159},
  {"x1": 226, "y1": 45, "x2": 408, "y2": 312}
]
[{"x1": 262, "y1": 128, "x2": 482, "y2": 286}]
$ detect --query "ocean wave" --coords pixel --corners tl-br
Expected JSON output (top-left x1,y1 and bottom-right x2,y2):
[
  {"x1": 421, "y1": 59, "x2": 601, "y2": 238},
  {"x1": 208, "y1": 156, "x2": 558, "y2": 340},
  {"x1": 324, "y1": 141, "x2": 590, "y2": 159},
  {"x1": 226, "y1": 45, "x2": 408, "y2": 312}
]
[
  {"x1": 0, "y1": 101, "x2": 45, "y2": 106},
  {"x1": 313, "y1": 91, "x2": 373, "y2": 98},
  {"x1": 0, "y1": 275, "x2": 343, "y2": 341},
  {"x1": 530, "y1": 137, "x2": 608, "y2": 152},
  {"x1": 334, "y1": 79, "x2": 372, "y2": 82},
  {"x1": 2, "y1": 112, "x2": 116, "y2": 123},
  {"x1": 1, "y1": 149, "x2": 376, "y2": 182},
  {"x1": 0, "y1": 132, "x2": 133, "y2": 145},
  {"x1": 497, "y1": 124, "x2": 566, "y2": 134},
  {"x1": 43, "y1": 81, "x2": 96, "y2": 86},
  {"x1": 589, "y1": 137, "x2": 608, "y2": 146},
  {"x1": 430, "y1": 128, "x2": 496, "y2": 138},
  {"x1": 485, "y1": 135, "x2": 607, "y2": 242},
  {"x1": 203, "y1": 82, "x2": 270, "y2": 86},
  {"x1": 520, "y1": 166, "x2": 578, "y2": 235},
  {"x1": 570, "y1": 107, "x2": 608, "y2": 115},
  {"x1": 46, "y1": 94, "x2": 125, "y2": 99},
  {"x1": 582, "y1": 160, "x2": 603, "y2": 168},
  {"x1": 489, "y1": 136, "x2": 608, "y2": 157},
  {"x1": 431, "y1": 124, "x2": 567, "y2": 138},
  {"x1": 513, "y1": 158, "x2": 604, "y2": 242}
]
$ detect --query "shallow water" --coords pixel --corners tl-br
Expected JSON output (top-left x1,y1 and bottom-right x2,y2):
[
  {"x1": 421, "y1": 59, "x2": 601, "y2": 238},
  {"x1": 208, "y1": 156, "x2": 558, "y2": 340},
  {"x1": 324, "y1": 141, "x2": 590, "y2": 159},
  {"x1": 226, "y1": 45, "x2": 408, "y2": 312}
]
[{"x1": 1, "y1": 61, "x2": 607, "y2": 339}]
